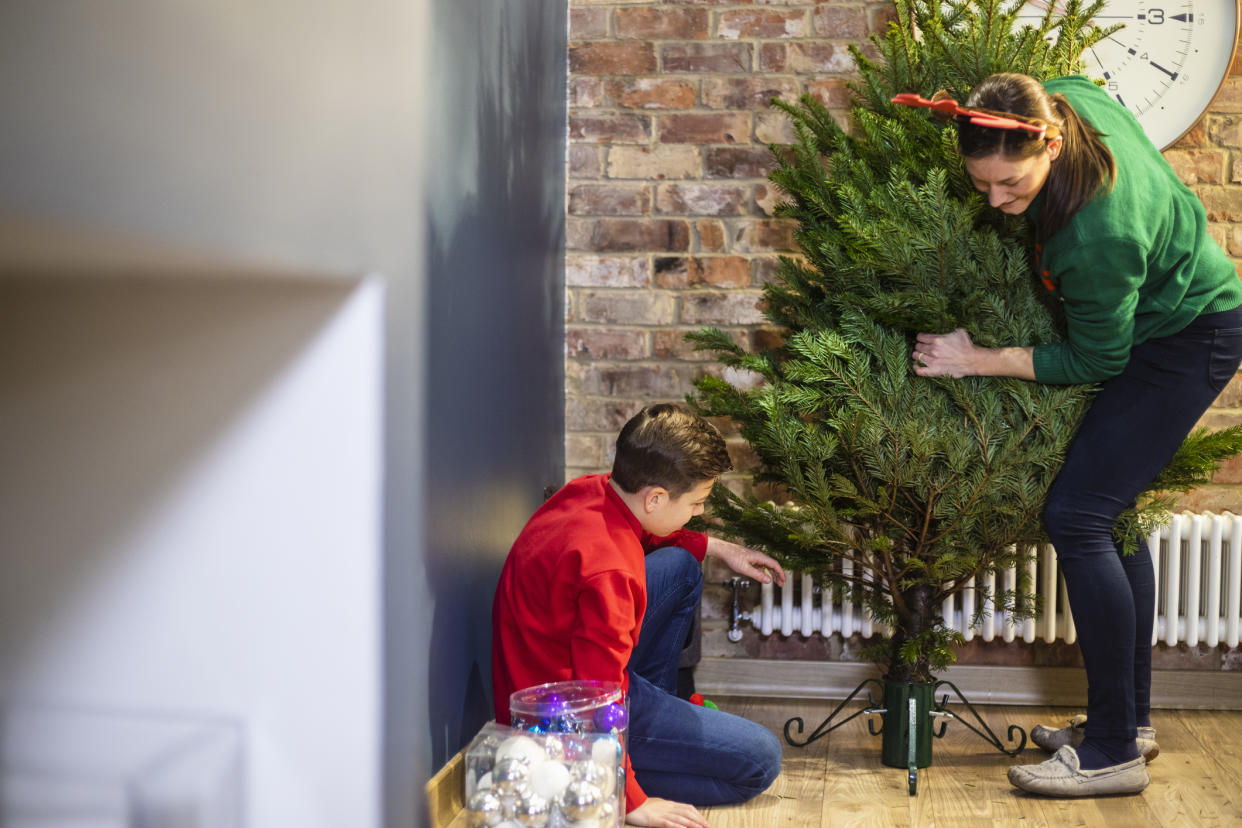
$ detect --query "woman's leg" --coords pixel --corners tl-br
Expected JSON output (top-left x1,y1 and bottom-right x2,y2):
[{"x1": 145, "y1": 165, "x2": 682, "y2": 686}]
[
  {"x1": 1042, "y1": 308, "x2": 1242, "y2": 769},
  {"x1": 626, "y1": 670, "x2": 782, "y2": 806}
]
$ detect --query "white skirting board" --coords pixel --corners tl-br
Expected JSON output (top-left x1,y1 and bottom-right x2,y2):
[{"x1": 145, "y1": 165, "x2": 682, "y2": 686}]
[{"x1": 694, "y1": 657, "x2": 1242, "y2": 711}]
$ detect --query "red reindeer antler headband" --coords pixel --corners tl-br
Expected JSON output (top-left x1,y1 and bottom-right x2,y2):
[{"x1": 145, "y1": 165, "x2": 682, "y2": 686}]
[{"x1": 891, "y1": 92, "x2": 1057, "y2": 139}]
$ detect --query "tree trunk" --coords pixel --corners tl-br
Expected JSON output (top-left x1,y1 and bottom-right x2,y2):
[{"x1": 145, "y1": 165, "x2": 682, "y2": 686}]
[{"x1": 885, "y1": 583, "x2": 937, "y2": 684}]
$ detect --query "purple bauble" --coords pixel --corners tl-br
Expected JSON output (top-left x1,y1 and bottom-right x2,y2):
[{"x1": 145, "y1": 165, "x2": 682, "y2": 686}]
[
  {"x1": 541, "y1": 692, "x2": 570, "y2": 717},
  {"x1": 593, "y1": 702, "x2": 627, "y2": 732}
]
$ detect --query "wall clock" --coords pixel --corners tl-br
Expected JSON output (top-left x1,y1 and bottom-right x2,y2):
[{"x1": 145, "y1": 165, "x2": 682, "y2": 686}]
[{"x1": 1018, "y1": 0, "x2": 1240, "y2": 149}]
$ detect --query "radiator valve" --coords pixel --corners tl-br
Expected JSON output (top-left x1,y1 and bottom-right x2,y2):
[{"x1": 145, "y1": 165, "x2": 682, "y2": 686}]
[{"x1": 725, "y1": 577, "x2": 751, "y2": 642}]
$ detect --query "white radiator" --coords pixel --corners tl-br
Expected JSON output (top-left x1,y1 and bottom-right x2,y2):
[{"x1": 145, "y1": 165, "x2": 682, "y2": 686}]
[{"x1": 739, "y1": 511, "x2": 1242, "y2": 649}]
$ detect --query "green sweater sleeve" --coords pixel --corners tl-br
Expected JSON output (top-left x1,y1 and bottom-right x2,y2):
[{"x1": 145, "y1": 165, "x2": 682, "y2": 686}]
[{"x1": 1031, "y1": 238, "x2": 1146, "y2": 384}]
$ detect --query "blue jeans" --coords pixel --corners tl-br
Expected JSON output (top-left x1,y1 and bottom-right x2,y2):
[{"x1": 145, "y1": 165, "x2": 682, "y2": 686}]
[
  {"x1": 626, "y1": 547, "x2": 782, "y2": 805},
  {"x1": 1043, "y1": 307, "x2": 1242, "y2": 746}
]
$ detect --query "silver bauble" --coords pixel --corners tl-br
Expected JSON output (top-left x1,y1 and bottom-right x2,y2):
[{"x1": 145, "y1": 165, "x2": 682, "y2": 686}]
[
  {"x1": 512, "y1": 786, "x2": 551, "y2": 827},
  {"x1": 465, "y1": 789, "x2": 503, "y2": 828},
  {"x1": 557, "y1": 778, "x2": 603, "y2": 821},
  {"x1": 492, "y1": 756, "x2": 531, "y2": 795}
]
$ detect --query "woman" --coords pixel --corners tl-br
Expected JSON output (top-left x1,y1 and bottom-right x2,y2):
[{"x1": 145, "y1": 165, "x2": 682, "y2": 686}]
[{"x1": 907, "y1": 73, "x2": 1242, "y2": 796}]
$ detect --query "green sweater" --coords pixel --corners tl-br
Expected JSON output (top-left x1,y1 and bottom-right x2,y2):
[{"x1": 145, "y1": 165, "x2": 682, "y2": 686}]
[{"x1": 1028, "y1": 75, "x2": 1242, "y2": 384}]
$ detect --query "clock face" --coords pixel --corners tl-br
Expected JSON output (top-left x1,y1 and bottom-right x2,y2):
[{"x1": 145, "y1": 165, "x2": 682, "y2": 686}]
[{"x1": 1017, "y1": 0, "x2": 1240, "y2": 149}]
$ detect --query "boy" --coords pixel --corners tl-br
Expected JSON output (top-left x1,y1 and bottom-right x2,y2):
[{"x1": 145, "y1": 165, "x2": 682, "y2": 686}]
[{"x1": 492, "y1": 404, "x2": 785, "y2": 828}]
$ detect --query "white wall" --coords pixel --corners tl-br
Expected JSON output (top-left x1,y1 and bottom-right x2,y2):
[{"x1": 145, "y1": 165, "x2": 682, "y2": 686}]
[{"x1": 0, "y1": 274, "x2": 384, "y2": 826}]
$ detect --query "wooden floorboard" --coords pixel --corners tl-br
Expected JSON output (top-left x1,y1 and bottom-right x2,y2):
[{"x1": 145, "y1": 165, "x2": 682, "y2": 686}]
[
  {"x1": 430, "y1": 699, "x2": 1242, "y2": 826},
  {"x1": 699, "y1": 697, "x2": 1242, "y2": 828}
]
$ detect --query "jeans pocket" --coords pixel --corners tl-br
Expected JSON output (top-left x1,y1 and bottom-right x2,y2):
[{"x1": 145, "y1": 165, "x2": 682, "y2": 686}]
[{"x1": 1208, "y1": 327, "x2": 1242, "y2": 392}]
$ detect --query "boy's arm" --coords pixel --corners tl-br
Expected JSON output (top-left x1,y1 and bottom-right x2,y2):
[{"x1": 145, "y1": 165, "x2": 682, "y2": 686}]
[{"x1": 640, "y1": 528, "x2": 708, "y2": 560}]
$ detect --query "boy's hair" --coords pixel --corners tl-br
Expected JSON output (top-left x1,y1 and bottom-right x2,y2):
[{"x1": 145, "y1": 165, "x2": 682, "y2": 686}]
[{"x1": 610, "y1": 404, "x2": 732, "y2": 497}]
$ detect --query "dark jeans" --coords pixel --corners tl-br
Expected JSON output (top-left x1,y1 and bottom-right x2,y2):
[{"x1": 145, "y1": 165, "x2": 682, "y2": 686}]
[
  {"x1": 1043, "y1": 307, "x2": 1242, "y2": 745},
  {"x1": 627, "y1": 547, "x2": 782, "y2": 806}
]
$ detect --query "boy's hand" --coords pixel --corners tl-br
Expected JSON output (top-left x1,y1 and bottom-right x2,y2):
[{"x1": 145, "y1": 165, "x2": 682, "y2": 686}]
[
  {"x1": 705, "y1": 537, "x2": 786, "y2": 587},
  {"x1": 626, "y1": 796, "x2": 711, "y2": 828}
]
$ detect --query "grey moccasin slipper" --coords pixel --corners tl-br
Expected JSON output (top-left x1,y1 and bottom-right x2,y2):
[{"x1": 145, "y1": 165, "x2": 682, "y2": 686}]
[
  {"x1": 1030, "y1": 715, "x2": 1159, "y2": 762},
  {"x1": 1008, "y1": 746, "x2": 1149, "y2": 797}
]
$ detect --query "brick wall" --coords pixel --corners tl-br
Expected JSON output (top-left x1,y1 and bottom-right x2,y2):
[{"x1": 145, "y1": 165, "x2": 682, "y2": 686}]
[{"x1": 564, "y1": 0, "x2": 1242, "y2": 515}]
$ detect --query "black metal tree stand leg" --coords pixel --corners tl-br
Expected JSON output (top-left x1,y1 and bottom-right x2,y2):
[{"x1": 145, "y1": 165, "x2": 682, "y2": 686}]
[{"x1": 783, "y1": 676, "x2": 1028, "y2": 795}]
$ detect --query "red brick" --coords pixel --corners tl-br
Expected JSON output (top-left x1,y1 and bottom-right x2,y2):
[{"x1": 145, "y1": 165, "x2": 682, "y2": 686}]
[
  {"x1": 608, "y1": 145, "x2": 702, "y2": 180},
  {"x1": 696, "y1": 220, "x2": 728, "y2": 252},
  {"x1": 654, "y1": 256, "x2": 752, "y2": 288},
  {"x1": 1229, "y1": 226, "x2": 1242, "y2": 256},
  {"x1": 570, "y1": 76, "x2": 606, "y2": 108},
  {"x1": 1162, "y1": 149, "x2": 1224, "y2": 186},
  {"x1": 705, "y1": 147, "x2": 777, "y2": 179},
  {"x1": 578, "y1": 364, "x2": 690, "y2": 397},
  {"x1": 662, "y1": 42, "x2": 752, "y2": 73},
  {"x1": 753, "y1": 183, "x2": 789, "y2": 216},
  {"x1": 701, "y1": 77, "x2": 800, "y2": 109},
  {"x1": 1174, "y1": 485, "x2": 1242, "y2": 514},
  {"x1": 659, "y1": 112, "x2": 751, "y2": 143},
  {"x1": 566, "y1": 255, "x2": 651, "y2": 288},
  {"x1": 566, "y1": 433, "x2": 606, "y2": 468},
  {"x1": 680, "y1": 291, "x2": 767, "y2": 324},
  {"x1": 1213, "y1": 452, "x2": 1242, "y2": 484},
  {"x1": 566, "y1": 397, "x2": 645, "y2": 433},
  {"x1": 570, "y1": 41, "x2": 657, "y2": 75},
  {"x1": 813, "y1": 5, "x2": 869, "y2": 38},
  {"x1": 569, "y1": 114, "x2": 651, "y2": 143},
  {"x1": 653, "y1": 327, "x2": 748, "y2": 360},
  {"x1": 566, "y1": 217, "x2": 594, "y2": 251},
  {"x1": 807, "y1": 78, "x2": 854, "y2": 108},
  {"x1": 1208, "y1": 115, "x2": 1242, "y2": 148},
  {"x1": 580, "y1": 290, "x2": 677, "y2": 325},
  {"x1": 1196, "y1": 410, "x2": 1242, "y2": 431},
  {"x1": 1232, "y1": 156, "x2": 1242, "y2": 184},
  {"x1": 1210, "y1": 77, "x2": 1242, "y2": 113},
  {"x1": 870, "y1": 3, "x2": 899, "y2": 33},
  {"x1": 569, "y1": 184, "x2": 651, "y2": 216},
  {"x1": 788, "y1": 42, "x2": 856, "y2": 73},
  {"x1": 760, "y1": 43, "x2": 788, "y2": 72},
  {"x1": 735, "y1": 219, "x2": 798, "y2": 252},
  {"x1": 616, "y1": 7, "x2": 709, "y2": 39},
  {"x1": 590, "y1": 219, "x2": 692, "y2": 252},
  {"x1": 1171, "y1": 122, "x2": 1209, "y2": 148},
  {"x1": 1197, "y1": 187, "x2": 1242, "y2": 222},
  {"x1": 609, "y1": 78, "x2": 698, "y2": 110},
  {"x1": 755, "y1": 111, "x2": 796, "y2": 144},
  {"x1": 751, "y1": 327, "x2": 787, "y2": 350},
  {"x1": 725, "y1": 438, "x2": 763, "y2": 472},
  {"x1": 656, "y1": 183, "x2": 748, "y2": 216},
  {"x1": 566, "y1": 328, "x2": 649, "y2": 360},
  {"x1": 717, "y1": 9, "x2": 809, "y2": 39},
  {"x1": 1209, "y1": 223, "x2": 1229, "y2": 249},
  {"x1": 753, "y1": 256, "x2": 786, "y2": 286},
  {"x1": 570, "y1": 8, "x2": 609, "y2": 39},
  {"x1": 570, "y1": 144, "x2": 604, "y2": 179}
]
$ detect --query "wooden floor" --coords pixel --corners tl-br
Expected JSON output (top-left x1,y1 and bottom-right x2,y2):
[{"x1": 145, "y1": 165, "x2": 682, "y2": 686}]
[{"x1": 700, "y1": 696, "x2": 1242, "y2": 827}]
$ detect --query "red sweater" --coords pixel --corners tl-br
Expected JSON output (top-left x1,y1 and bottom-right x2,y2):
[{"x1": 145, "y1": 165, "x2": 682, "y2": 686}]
[{"x1": 491, "y1": 474, "x2": 707, "y2": 811}]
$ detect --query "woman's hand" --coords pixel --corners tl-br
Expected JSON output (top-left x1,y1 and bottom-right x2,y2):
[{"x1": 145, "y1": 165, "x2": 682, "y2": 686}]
[
  {"x1": 913, "y1": 329, "x2": 1037, "y2": 380},
  {"x1": 913, "y1": 328, "x2": 979, "y2": 378},
  {"x1": 626, "y1": 797, "x2": 711, "y2": 828},
  {"x1": 705, "y1": 537, "x2": 786, "y2": 587}
]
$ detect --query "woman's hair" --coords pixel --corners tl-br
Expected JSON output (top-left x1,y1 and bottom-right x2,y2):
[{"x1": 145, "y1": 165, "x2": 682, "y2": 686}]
[
  {"x1": 611, "y1": 404, "x2": 732, "y2": 497},
  {"x1": 957, "y1": 73, "x2": 1116, "y2": 241}
]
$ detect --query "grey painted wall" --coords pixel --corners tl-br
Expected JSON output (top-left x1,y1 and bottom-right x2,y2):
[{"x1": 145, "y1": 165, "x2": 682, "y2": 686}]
[
  {"x1": 0, "y1": 0, "x2": 566, "y2": 825},
  {"x1": 395, "y1": 1, "x2": 566, "y2": 826}
]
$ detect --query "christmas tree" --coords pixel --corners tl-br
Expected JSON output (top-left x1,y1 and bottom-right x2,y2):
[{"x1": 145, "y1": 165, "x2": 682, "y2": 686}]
[{"x1": 691, "y1": 0, "x2": 1242, "y2": 683}]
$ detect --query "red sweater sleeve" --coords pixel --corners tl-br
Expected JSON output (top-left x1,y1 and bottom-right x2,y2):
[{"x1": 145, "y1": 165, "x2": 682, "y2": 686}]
[{"x1": 640, "y1": 528, "x2": 708, "y2": 561}]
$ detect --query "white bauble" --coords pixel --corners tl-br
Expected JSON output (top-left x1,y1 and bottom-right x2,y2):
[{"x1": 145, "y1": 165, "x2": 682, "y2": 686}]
[
  {"x1": 589, "y1": 737, "x2": 619, "y2": 769},
  {"x1": 528, "y1": 760, "x2": 571, "y2": 801},
  {"x1": 496, "y1": 735, "x2": 548, "y2": 766}
]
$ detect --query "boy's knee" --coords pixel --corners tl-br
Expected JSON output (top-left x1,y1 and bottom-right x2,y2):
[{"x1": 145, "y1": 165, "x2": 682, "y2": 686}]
[{"x1": 648, "y1": 546, "x2": 703, "y2": 590}]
